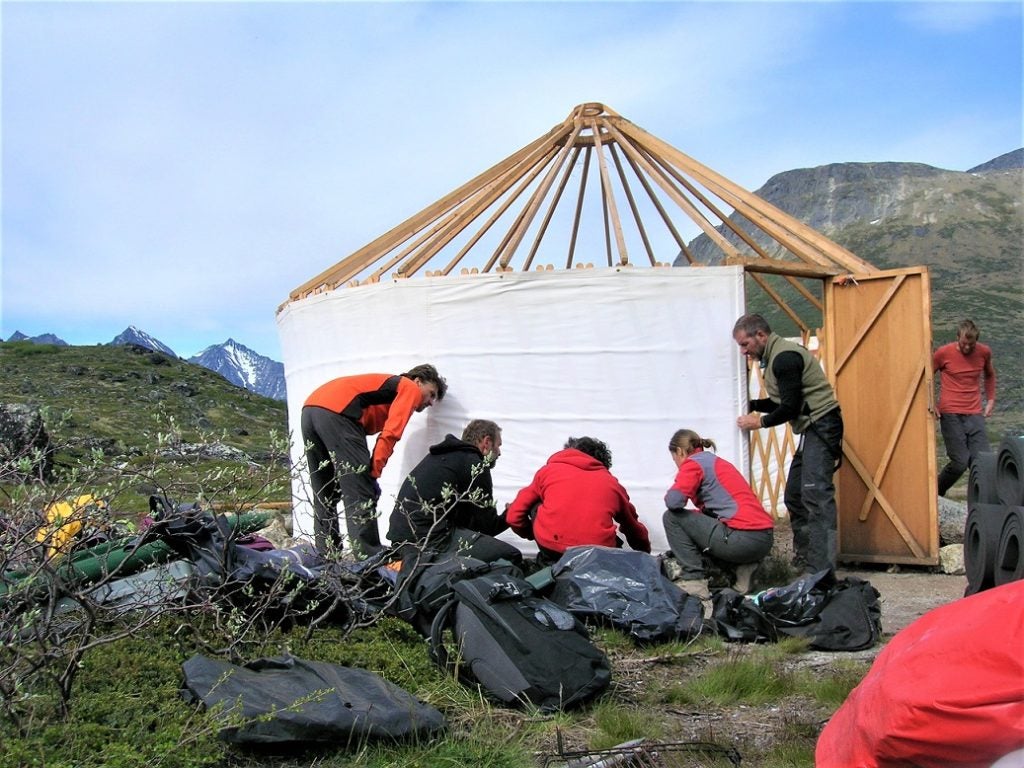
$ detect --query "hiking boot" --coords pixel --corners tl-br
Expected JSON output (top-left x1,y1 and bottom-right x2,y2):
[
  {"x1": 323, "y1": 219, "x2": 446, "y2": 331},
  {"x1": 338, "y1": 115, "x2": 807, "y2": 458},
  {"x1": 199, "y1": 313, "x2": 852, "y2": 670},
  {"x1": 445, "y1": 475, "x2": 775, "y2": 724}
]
[
  {"x1": 732, "y1": 562, "x2": 759, "y2": 594},
  {"x1": 675, "y1": 578, "x2": 712, "y2": 601}
]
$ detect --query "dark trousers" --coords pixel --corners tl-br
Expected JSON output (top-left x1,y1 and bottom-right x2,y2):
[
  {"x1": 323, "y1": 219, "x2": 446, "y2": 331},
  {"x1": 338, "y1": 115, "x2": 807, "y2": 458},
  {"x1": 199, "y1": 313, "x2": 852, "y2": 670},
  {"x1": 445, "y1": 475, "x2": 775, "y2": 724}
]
[
  {"x1": 937, "y1": 413, "x2": 990, "y2": 496},
  {"x1": 662, "y1": 510, "x2": 774, "y2": 580},
  {"x1": 785, "y1": 408, "x2": 843, "y2": 573},
  {"x1": 300, "y1": 406, "x2": 381, "y2": 558},
  {"x1": 448, "y1": 528, "x2": 525, "y2": 569}
]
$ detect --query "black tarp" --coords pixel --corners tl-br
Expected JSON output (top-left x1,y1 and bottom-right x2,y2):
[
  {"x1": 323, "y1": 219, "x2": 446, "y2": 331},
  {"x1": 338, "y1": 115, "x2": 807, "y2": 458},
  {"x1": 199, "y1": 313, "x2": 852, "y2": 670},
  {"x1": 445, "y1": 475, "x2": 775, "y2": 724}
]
[
  {"x1": 181, "y1": 654, "x2": 446, "y2": 745},
  {"x1": 548, "y1": 546, "x2": 704, "y2": 643}
]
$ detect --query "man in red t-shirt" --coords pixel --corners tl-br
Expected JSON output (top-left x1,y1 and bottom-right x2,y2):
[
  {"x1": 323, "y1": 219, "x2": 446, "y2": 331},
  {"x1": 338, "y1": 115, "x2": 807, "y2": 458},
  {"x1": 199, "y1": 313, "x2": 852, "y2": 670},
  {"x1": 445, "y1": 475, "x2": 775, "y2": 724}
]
[{"x1": 933, "y1": 319, "x2": 996, "y2": 496}]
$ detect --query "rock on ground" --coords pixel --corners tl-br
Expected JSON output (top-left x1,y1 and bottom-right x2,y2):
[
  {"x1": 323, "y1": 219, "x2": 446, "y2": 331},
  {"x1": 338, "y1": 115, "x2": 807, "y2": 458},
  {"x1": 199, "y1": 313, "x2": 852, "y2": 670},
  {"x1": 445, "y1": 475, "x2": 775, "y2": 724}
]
[{"x1": 938, "y1": 496, "x2": 968, "y2": 545}]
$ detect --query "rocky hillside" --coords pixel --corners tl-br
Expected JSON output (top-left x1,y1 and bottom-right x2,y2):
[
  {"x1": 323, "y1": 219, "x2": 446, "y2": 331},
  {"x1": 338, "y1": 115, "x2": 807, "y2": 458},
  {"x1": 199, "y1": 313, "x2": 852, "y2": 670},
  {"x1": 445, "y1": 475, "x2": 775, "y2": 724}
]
[{"x1": 0, "y1": 341, "x2": 287, "y2": 463}]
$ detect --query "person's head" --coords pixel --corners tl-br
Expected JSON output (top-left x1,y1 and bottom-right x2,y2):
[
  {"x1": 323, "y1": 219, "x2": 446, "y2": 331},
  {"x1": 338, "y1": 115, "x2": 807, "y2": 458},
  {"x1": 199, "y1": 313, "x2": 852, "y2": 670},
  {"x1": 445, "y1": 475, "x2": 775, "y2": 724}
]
[
  {"x1": 565, "y1": 436, "x2": 612, "y2": 469},
  {"x1": 461, "y1": 419, "x2": 502, "y2": 463},
  {"x1": 403, "y1": 364, "x2": 448, "y2": 411},
  {"x1": 668, "y1": 429, "x2": 716, "y2": 466},
  {"x1": 732, "y1": 314, "x2": 772, "y2": 362},
  {"x1": 956, "y1": 319, "x2": 980, "y2": 355}
]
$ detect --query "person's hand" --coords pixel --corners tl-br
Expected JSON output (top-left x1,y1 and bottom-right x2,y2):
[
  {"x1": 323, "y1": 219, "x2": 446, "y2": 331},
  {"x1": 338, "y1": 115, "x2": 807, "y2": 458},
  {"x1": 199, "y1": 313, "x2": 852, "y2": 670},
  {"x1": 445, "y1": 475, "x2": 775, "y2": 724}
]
[
  {"x1": 371, "y1": 478, "x2": 382, "y2": 500},
  {"x1": 984, "y1": 401, "x2": 995, "y2": 418},
  {"x1": 737, "y1": 413, "x2": 762, "y2": 431}
]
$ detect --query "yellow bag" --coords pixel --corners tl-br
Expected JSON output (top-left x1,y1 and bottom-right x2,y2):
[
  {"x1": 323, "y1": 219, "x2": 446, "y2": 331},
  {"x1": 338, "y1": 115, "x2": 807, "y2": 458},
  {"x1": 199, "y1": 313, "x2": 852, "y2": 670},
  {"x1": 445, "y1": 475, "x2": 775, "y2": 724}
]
[{"x1": 35, "y1": 494, "x2": 107, "y2": 559}]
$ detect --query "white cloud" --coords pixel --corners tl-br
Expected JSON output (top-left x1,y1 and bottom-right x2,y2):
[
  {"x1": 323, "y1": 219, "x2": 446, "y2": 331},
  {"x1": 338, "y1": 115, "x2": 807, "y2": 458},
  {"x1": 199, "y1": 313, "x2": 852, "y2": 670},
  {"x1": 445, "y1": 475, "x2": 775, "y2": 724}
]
[{"x1": 897, "y1": 1, "x2": 1019, "y2": 34}]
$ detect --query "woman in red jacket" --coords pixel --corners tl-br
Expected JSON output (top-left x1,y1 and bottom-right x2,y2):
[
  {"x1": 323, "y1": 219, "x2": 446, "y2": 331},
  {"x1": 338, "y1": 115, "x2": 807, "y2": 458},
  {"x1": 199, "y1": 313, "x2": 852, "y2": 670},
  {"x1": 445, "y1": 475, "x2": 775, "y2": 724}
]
[
  {"x1": 507, "y1": 436, "x2": 650, "y2": 567},
  {"x1": 663, "y1": 429, "x2": 774, "y2": 598}
]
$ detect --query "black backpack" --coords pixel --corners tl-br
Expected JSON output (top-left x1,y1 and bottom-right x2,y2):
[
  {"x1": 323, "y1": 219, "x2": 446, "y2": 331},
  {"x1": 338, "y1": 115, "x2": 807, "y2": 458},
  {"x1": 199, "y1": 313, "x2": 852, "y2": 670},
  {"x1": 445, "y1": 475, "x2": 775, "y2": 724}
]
[
  {"x1": 393, "y1": 551, "x2": 520, "y2": 636},
  {"x1": 428, "y1": 571, "x2": 611, "y2": 712}
]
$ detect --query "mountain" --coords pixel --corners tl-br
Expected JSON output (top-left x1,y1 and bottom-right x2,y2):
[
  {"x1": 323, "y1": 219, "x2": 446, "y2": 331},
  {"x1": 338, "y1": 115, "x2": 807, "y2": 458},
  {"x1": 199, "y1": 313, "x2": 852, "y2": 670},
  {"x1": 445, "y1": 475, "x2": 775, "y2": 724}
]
[
  {"x1": 188, "y1": 339, "x2": 286, "y2": 401},
  {"x1": 108, "y1": 326, "x2": 177, "y2": 357},
  {"x1": 5, "y1": 330, "x2": 69, "y2": 346},
  {"x1": 968, "y1": 148, "x2": 1023, "y2": 173},
  {"x1": 8, "y1": 324, "x2": 284, "y2": 401},
  {"x1": 678, "y1": 149, "x2": 1023, "y2": 437}
]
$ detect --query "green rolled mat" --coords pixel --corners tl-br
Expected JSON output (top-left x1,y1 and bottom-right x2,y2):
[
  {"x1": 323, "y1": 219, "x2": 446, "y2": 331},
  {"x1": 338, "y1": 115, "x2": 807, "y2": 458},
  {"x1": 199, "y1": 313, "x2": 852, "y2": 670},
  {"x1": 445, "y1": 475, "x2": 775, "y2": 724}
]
[{"x1": 1, "y1": 510, "x2": 275, "y2": 599}]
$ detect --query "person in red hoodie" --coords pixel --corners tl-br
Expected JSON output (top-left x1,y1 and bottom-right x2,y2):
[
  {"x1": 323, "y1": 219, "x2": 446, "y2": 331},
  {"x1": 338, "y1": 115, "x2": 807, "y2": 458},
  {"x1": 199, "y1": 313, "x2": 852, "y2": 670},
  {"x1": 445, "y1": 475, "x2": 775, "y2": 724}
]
[
  {"x1": 933, "y1": 319, "x2": 997, "y2": 497},
  {"x1": 662, "y1": 428, "x2": 774, "y2": 600},
  {"x1": 301, "y1": 364, "x2": 447, "y2": 558},
  {"x1": 507, "y1": 436, "x2": 650, "y2": 567}
]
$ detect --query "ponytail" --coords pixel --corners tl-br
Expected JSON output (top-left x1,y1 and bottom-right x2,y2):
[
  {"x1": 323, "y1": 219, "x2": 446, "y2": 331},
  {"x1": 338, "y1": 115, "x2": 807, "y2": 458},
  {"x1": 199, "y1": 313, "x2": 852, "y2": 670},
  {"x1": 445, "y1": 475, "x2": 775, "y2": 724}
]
[{"x1": 668, "y1": 429, "x2": 717, "y2": 455}]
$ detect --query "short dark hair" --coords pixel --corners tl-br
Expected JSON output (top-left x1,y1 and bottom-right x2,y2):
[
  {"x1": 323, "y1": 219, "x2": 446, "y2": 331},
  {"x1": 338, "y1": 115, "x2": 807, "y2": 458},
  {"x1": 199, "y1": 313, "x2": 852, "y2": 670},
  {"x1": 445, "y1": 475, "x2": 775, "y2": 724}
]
[
  {"x1": 733, "y1": 313, "x2": 772, "y2": 336},
  {"x1": 462, "y1": 419, "x2": 500, "y2": 446},
  {"x1": 565, "y1": 436, "x2": 612, "y2": 469},
  {"x1": 403, "y1": 363, "x2": 447, "y2": 400},
  {"x1": 957, "y1": 319, "x2": 980, "y2": 340}
]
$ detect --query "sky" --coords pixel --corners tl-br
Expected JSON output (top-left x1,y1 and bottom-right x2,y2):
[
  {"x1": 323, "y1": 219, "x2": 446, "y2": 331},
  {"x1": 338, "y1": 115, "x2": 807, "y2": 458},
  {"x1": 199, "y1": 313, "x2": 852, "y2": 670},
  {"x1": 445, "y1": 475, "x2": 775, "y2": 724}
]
[{"x1": 2, "y1": 1, "x2": 1021, "y2": 362}]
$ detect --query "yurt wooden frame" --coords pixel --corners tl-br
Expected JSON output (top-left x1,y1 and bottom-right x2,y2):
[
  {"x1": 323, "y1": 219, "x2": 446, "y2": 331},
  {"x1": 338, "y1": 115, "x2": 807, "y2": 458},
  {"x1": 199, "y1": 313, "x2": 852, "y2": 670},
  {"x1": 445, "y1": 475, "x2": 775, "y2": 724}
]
[{"x1": 283, "y1": 103, "x2": 938, "y2": 565}]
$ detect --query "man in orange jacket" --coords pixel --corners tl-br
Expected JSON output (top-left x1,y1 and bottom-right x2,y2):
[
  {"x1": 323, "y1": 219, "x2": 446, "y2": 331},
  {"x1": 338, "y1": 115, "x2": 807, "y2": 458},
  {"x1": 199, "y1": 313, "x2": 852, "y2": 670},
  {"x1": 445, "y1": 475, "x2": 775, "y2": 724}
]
[{"x1": 301, "y1": 364, "x2": 447, "y2": 557}]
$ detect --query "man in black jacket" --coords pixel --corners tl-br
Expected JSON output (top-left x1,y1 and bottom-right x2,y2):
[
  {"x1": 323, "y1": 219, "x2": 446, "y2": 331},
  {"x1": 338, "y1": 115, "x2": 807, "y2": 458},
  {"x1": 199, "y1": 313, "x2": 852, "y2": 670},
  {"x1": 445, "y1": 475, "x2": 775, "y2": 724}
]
[{"x1": 387, "y1": 419, "x2": 522, "y2": 566}]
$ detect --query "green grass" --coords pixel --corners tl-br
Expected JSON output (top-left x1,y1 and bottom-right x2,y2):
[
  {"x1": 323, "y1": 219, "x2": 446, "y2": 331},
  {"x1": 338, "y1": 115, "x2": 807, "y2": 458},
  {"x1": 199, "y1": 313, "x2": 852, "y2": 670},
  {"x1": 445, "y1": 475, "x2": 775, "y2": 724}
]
[
  {"x1": 588, "y1": 700, "x2": 664, "y2": 750},
  {"x1": 664, "y1": 652, "x2": 796, "y2": 707},
  {"x1": 0, "y1": 338, "x2": 886, "y2": 768}
]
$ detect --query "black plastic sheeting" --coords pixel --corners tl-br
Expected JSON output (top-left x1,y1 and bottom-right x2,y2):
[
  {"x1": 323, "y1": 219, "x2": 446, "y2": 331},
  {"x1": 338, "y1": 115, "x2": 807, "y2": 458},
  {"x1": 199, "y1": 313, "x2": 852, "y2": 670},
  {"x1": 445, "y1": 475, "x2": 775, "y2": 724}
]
[
  {"x1": 712, "y1": 569, "x2": 882, "y2": 650},
  {"x1": 548, "y1": 546, "x2": 704, "y2": 643},
  {"x1": 181, "y1": 654, "x2": 445, "y2": 745}
]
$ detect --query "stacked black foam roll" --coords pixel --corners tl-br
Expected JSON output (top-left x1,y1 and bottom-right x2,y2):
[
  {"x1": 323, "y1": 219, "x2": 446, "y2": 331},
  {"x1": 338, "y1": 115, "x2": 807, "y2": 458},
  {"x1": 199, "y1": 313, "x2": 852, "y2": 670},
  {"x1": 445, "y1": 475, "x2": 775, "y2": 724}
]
[{"x1": 964, "y1": 435, "x2": 1024, "y2": 595}]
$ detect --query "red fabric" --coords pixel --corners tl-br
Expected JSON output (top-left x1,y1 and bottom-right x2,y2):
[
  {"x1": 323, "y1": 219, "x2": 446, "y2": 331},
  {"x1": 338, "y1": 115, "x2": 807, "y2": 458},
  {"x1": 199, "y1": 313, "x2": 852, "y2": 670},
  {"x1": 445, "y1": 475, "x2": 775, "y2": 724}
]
[
  {"x1": 304, "y1": 373, "x2": 422, "y2": 478},
  {"x1": 507, "y1": 448, "x2": 650, "y2": 554},
  {"x1": 933, "y1": 341, "x2": 996, "y2": 414},
  {"x1": 816, "y1": 580, "x2": 1024, "y2": 768},
  {"x1": 668, "y1": 449, "x2": 773, "y2": 531}
]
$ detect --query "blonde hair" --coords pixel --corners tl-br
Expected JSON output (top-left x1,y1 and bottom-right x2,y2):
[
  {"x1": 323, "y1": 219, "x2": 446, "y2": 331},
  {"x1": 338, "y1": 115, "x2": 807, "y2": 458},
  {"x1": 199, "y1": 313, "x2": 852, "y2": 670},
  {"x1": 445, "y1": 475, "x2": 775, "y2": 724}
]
[{"x1": 668, "y1": 429, "x2": 716, "y2": 455}]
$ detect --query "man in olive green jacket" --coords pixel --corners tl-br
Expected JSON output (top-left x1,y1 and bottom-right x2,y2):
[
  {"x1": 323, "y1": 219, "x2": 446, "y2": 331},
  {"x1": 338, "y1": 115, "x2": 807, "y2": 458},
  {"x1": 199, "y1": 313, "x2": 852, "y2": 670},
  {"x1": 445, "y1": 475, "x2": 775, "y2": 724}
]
[{"x1": 733, "y1": 314, "x2": 843, "y2": 573}]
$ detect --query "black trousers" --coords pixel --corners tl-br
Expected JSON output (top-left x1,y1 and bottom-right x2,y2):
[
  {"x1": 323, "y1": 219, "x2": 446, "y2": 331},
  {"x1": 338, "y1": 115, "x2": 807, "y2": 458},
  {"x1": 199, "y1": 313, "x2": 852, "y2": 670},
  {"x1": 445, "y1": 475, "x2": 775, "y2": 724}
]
[{"x1": 300, "y1": 406, "x2": 382, "y2": 558}]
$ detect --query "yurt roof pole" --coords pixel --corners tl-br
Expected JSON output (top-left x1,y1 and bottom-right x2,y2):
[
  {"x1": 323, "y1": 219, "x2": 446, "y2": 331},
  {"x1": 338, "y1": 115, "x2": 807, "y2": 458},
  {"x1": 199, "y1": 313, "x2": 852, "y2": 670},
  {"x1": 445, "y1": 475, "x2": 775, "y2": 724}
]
[
  {"x1": 402, "y1": 142, "x2": 561, "y2": 277},
  {"x1": 640, "y1": 145, "x2": 775, "y2": 261},
  {"x1": 288, "y1": 120, "x2": 575, "y2": 299},
  {"x1": 616, "y1": 145, "x2": 691, "y2": 261},
  {"x1": 565, "y1": 147, "x2": 593, "y2": 269},
  {"x1": 604, "y1": 121, "x2": 746, "y2": 261},
  {"x1": 441, "y1": 150, "x2": 565, "y2": 276},
  {"x1": 591, "y1": 123, "x2": 629, "y2": 266},
  {"x1": 497, "y1": 123, "x2": 585, "y2": 271},
  {"x1": 368, "y1": 179, "x2": 502, "y2": 282},
  {"x1": 618, "y1": 121, "x2": 837, "y2": 272},
  {"x1": 609, "y1": 145, "x2": 657, "y2": 266},
  {"x1": 523, "y1": 146, "x2": 583, "y2": 271},
  {"x1": 749, "y1": 273, "x2": 813, "y2": 334},
  {"x1": 611, "y1": 117, "x2": 877, "y2": 274},
  {"x1": 481, "y1": 156, "x2": 562, "y2": 273}
]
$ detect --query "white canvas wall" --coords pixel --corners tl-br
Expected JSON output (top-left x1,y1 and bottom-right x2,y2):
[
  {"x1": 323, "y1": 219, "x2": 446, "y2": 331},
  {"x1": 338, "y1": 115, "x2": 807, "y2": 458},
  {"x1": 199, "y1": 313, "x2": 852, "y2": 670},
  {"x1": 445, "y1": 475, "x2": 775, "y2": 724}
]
[{"x1": 276, "y1": 266, "x2": 748, "y2": 554}]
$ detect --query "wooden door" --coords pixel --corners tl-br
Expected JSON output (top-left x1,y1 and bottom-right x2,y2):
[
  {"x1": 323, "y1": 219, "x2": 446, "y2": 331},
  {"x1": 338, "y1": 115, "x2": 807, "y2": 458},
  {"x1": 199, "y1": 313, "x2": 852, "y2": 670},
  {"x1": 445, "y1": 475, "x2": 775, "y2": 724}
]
[{"x1": 826, "y1": 267, "x2": 938, "y2": 565}]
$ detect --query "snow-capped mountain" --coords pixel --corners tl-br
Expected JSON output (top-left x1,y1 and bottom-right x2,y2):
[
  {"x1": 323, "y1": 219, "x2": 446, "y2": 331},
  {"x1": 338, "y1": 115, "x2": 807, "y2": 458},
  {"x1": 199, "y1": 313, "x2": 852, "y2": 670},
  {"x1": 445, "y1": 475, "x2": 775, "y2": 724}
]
[
  {"x1": 188, "y1": 339, "x2": 286, "y2": 401},
  {"x1": 109, "y1": 326, "x2": 177, "y2": 357},
  {"x1": 6, "y1": 331, "x2": 69, "y2": 346}
]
